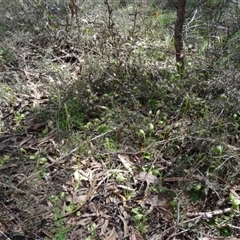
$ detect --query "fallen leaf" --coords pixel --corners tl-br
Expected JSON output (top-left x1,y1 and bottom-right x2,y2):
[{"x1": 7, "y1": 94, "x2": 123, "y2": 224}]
[
  {"x1": 136, "y1": 171, "x2": 159, "y2": 184},
  {"x1": 106, "y1": 228, "x2": 117, "y2": 240},
  {"x1": 129, "y1": 226, "x2": 144, "y2": 240},
  {"x1": 118, "y1": 154, "x2": 134, "y2": 175}
]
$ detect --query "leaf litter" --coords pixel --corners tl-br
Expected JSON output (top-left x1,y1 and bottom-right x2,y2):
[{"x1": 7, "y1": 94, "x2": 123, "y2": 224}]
[
  {"x1": 1, "y1": 49, "x2": 240, "y2": 240},
  {"x1": 1, "y1": 5, "x2": 240, "y2": 240}
]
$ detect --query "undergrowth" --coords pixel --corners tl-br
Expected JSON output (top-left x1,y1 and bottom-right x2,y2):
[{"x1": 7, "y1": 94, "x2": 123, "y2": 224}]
[{"x1": 1, "y1": 0, "x2": 240, "y2": 239}]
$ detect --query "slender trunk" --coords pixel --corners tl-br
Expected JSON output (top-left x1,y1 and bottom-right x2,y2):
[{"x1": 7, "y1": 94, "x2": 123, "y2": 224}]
[{"x1": 174, "y1": 0, "x2": 186, "y2": 73}]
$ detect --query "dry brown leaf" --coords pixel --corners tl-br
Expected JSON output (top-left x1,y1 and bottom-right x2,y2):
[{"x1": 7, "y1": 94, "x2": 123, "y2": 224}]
[
  {"x1": 39, "y1": 228, "x2": 54, "y2": 239},
  {"x1": 100, "y1": 218, "x2": 109, "y2": 236},
  {"x1": 76, "y1": 218, "x2": 92, "y2": 226},
  {"x1": 71, "y1": 192, "x2": 87, "y2": 204},
  {"x1": 136, "y1": 171, "x2": 159, "y2": 184},
  {"x1": 147, "y1": 194, "x2": 169, "y2": 207},
  {"x1": 88, "y1": 202, "x2": 99, "y2": 215},
  {"x1": 147, "y1": 192, "x2": 173, "y2": 208},
  {"x1": 129, "y1": 226, "x2": 144, "y2": 240},
  {"x1": 73, "y1": 169, "x2": 89, "y2": 181},
  {"x1": 118, "y1": 154, "x2": 134, "y2": 175},
  {"x1": 105, "y1": 228, "x2": 117, "y2": 240}
]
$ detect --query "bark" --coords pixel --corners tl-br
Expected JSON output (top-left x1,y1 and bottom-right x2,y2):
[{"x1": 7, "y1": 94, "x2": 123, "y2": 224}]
[{"x1": 174, "y1": 0, "x2": 186, "y2": 73}]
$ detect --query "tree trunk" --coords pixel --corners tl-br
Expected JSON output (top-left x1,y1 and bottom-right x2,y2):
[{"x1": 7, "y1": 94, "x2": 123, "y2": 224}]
[{"x1": 174, "y1": 0, "x2": 186, "y2": 73}]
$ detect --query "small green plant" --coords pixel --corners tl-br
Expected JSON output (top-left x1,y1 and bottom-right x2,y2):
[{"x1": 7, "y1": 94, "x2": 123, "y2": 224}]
[
  {"x1": 139, "y1": 129, "x2": 146, "y2": 149},
  {"x1": 58, "y1": 97, "x2": 86, "y2": 131},
  {"x1": 229, "y1": 193, "x2": 240, "y2": 210},
  {"x1": 63, "y1": 103, "x2": 70, "y2": 132},
  {"x1": 232, "y1": 113, "x2": 239, "y2": 131},
  {"x1": 188, "y1": 183, "x2": 203, "y2": 202},
  {"x1": 124, "y1": 190, "x2": 132, "y2": 201},
  {"x1": 206, "y1": 217, "x2": 231, "y2": 237},
  {"x1": 104, "y1": 137, "x2": 111, "y2": 150},
  {"x1": 0, "y1": 84, "x2": 11, "y2": 95},
  {"x1": 142, "y1": 165, "x2": 162, "y2": 178},
  {"x1": 50, "y1": 208, "x2": 70, "y2": 240},
  {"x1": 64, "y1": 202, "x2": 75, "y2": 214},
  {"x1": 97, "y1": 123, "x2": 109, "y2": 133},
  {"x1": 215, "y1": 145, "x2": 223, "y2": 155},
  {"x1": 163, "y1": 125, "x2": 172, "y2": 139},
  {"x1": 86, "y1": 223, "x2": 97, "y2": 240},
  {"x1": 14, "y1": 112, "x2": 25, "y2": 127},
  {"x1": 41, "y1": 127, "x2": 49, "y2": 137},
  {"x1": 49, "y1": 195, "x2": 59, "y2": 204},
  {"x1": 38, "y1": 157, "x2": 48, "y2": 165},
  {"x1": 148, "y1": 123, "x2": 154, "y2": 137},
  {"x1": 0, "y1": 155, "x2": 10, "y2": 166},
  {"x1": 0, "y1": 47, "x2": 14, "y2": 65},
  {"x1": 219, "y1": 226, "x2": 231, "y2": 237},
  {"x1": 201, "y1": 106, "x2": 209, "y2": 120},
  {"x1": 116, "y1": 172, "x2": 126, "y2": 183},
  {"x1": 217, "y1": 119, "x2": 223, "y2": 134},
  {"x1": 142, "y1": 152, "x2": 152, "y2": 161},
  {"x1": 132, "y1": 207, "x2": 148, "y2": 234},
  {"x1": 183, "y1": 93, "x2": 191, "y2": 113}
]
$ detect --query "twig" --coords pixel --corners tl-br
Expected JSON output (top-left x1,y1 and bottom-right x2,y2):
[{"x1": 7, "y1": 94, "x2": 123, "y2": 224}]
[
  {"x1": 186, "y1": 208, "x2": 232, "y2": 219},
  {"x1": 0, "y1": 181, "x2": 37, "y2": 199},
  {"x1": 90, "y1": 129, "x2": 114, "y2": 141},
  {"x1": 227, "y1": 224, "x2": 240, "y2": 230},
  {"x1": 0, "y1": 231, "x2": 11, "y2": 240},
  {"x1": 166, "y1": 229, "x2": 189, "y2": 240}
]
